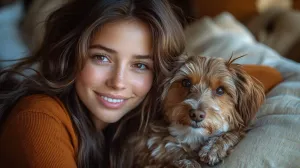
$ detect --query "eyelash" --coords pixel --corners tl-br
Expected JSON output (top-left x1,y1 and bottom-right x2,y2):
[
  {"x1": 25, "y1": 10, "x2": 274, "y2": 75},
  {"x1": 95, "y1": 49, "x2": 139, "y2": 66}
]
[
  {"x1": 91, "y1": 54, "x2": 151, "y2": 71},
  {"x1": 91, "y1": 54, "x2": 110, "y2": 63},
  {"x1": 132, "y1": 63, "x2": 149, "y2": 71}
]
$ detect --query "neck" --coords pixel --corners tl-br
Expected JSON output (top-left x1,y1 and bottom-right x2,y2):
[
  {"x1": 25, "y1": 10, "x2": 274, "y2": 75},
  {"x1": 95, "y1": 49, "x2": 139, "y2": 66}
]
[
  {"x1": 92, "y1": 117, "x2": 108, "y2": 131},
  {"x1": 96, "y1": 122, "x2": 108, "y2": 131}
]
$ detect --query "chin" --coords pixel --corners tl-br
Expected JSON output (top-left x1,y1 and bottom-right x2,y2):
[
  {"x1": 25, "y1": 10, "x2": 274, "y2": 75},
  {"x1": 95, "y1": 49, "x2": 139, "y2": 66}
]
[
  {"x1": 100, "y1": 113, "x2": 123, "y2": 124},
  {"x1": 123, "y1": 55, "x2": 265, "y2": 168}
]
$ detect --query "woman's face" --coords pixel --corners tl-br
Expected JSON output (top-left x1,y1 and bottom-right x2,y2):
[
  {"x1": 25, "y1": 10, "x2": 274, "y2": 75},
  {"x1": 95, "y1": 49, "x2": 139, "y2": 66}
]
[{"x1": 75, "y1": 20, "x2": 153, "y2": 130}]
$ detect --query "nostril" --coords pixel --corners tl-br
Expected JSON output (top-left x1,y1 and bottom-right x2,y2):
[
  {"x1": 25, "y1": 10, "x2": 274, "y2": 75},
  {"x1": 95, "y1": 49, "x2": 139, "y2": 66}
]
[
  {"x1": 189, "y1": 109, "x2": 206, "y2": 122},
  {"x1": 189, "y1": 111, "x2": 196, "y2": 119},
  {"x1": 199, "y1": 112, "x2": 206, "y2": 119}
]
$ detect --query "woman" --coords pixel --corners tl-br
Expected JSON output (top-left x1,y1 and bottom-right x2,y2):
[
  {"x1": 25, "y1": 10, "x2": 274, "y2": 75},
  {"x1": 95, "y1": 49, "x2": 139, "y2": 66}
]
[{"x1": 0, "y1": 0, "x2": 185, "y2": 167}]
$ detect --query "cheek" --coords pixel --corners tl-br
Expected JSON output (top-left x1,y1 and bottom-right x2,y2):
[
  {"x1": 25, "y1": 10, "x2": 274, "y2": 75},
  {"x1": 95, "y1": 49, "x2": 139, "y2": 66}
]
[
  {"x1": 77, "y1": 61, "x2": 107, "y2": 88},
  {"x1": 130, "y1": 72, "x2": 153, "y2": 96},
  {"x1": 215, "y1": 95, "x2": 236, "y2": 115},
  {"x1": 205, "y1": 95, "x2": 239, "y2": 130},
  {"x1": 164, "y1": 83, "x2": 189, "y2": 107},
  {"x1": 164, "y1": 83, "x2": 190, "y2": 124},
  {"x1": 165, "y1": 105, "x2": 191, "y2": 125}
]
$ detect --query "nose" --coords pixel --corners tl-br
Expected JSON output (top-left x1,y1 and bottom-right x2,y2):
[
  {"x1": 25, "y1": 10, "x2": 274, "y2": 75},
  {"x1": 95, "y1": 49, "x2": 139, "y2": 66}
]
[
  {"x1": 189, "y1": 109, "x2": 206, "y2": 122},
  {"x1": 106, "y1": 67, "x2": 126, "y2": 90}
]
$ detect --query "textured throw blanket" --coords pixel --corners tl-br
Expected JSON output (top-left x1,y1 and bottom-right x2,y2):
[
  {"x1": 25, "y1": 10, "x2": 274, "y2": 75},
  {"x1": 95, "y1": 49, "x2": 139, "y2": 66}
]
[{"x1": 184, "y1": 12, "x2": 300, "y2": 168}]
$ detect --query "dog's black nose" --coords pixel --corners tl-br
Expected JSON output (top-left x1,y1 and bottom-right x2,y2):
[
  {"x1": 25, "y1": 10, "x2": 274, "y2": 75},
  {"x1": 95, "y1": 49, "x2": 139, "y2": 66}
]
[{"x1": 189, "y1": 109, "x2": 206, "y2": 122}]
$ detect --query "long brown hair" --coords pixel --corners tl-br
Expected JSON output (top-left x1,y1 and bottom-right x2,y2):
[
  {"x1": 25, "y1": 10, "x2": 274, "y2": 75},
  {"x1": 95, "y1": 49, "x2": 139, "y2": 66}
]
[{"x1": 0, "y1": 0, "x2": 185, "y2": 167}]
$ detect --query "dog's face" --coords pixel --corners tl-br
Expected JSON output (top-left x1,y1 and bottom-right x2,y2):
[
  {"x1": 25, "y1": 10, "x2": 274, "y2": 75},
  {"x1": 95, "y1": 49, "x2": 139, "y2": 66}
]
[{"x1": 161, "y1": 56, "x2": 265, "y2": 137}]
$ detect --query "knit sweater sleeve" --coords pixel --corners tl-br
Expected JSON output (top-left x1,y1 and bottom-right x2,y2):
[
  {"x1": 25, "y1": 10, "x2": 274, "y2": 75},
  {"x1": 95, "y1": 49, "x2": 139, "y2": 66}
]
[{"x1": 0, "y1": 109, "x2": 77, "y2": 168}]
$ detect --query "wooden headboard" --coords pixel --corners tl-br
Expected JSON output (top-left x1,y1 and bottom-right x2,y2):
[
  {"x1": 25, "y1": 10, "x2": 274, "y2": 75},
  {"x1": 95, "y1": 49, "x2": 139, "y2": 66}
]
[
  {"x1": 191, "y1": 0, "x2": 258, "y2": 21},
  {"x1": 170, "y1": 0, "x2": 300, "y2": 22}
]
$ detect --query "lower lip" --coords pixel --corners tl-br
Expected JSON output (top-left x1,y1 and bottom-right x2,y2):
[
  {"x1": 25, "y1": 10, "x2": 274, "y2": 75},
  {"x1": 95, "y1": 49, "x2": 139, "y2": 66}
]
[{"x1": 95, "y1": 93, "x2": 127, "y2": 109}]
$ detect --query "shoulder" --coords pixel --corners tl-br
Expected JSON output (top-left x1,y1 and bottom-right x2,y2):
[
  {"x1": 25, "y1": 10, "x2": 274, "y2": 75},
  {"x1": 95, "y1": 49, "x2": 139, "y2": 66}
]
[
  {"x1": 9, "y1": 93, "x2": 78, "y2": 149},
  {"x1": 11, "y1": 94, "x2": 70, "y2": 123},
  {"x1": 0, "y1": 94, "x2": 78, "y2": 167}
]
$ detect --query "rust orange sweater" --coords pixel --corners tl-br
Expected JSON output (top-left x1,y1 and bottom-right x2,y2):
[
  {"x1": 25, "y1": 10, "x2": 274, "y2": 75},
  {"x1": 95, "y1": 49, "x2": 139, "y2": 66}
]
[
  {"x1": 0, "y1": 65, "x2": 282, "y2": 168},
  {"x1": 0, "y1": 94, "x2": 78, "y2": 168}
]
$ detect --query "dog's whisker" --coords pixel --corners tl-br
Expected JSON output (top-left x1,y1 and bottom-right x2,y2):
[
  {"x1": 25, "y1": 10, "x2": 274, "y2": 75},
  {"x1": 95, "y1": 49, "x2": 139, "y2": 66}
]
[{"x1": 192, "y1": 85, "x2": 200, "y2": 92}]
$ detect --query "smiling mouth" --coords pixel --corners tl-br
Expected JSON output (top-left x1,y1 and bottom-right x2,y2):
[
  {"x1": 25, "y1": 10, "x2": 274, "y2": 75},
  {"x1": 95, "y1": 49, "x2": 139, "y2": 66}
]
[
  {"x1": 101, "y1": 96, "x2": 124, "y2": 103},
  {"x1": 95, "y1": 92, "x2": 129, "y2": 109}
]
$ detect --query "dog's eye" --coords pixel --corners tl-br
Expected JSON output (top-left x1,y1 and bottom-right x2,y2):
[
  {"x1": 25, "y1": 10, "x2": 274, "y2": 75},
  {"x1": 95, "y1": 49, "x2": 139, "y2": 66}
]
[
  {"x1": 182, "y1": 79, "x2": 192, "y2": 88},
  {"x1": 216, "y1": 86, "x2": 225, "y2": 95}
]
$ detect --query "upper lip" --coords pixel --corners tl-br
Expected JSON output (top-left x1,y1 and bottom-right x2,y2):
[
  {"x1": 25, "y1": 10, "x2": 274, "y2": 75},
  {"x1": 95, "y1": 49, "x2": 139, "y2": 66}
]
[{"x1": 95, "y1": 92, "x2": 129, "y2": 100}]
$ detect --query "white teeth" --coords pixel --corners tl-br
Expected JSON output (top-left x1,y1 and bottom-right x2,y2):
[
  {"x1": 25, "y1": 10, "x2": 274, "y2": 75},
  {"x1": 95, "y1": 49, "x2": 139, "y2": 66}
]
[{"x1": 101, "y1": 96, "x2": 124, "y2": 103}]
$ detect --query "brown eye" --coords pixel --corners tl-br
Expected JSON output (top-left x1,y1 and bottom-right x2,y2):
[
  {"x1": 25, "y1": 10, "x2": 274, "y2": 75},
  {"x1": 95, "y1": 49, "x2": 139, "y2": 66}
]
[
  {"x1": 92, "y1": 54, "x2": 110, "y2": 63},
  {"x1": 133, "y1": 63, "x2": 148, "y2": 70},
  {"x1": 182, "y1": 79, "x2": 192, "y2": 88},
  {"x1": 216, "y1": 86, "x2": 225, "y2": 95}
]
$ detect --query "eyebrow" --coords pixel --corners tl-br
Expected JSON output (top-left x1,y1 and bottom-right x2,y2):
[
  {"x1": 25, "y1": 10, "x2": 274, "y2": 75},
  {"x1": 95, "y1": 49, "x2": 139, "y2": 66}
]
[
  {"x1": 133, "y1": 55, "x2": 152, "y2": 60},
  {"x1": 90, "y1": 44, "x2": 117, "y2": 54},
  {"x1": 89, "y1": 44, "x2": 152, "y2": 60}
]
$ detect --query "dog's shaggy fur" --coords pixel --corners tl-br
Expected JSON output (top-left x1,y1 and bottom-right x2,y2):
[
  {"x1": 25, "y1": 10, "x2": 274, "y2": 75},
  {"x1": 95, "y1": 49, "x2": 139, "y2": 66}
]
[{"x1": 124, "y1": 55, "x2": 265, "y2": 168}]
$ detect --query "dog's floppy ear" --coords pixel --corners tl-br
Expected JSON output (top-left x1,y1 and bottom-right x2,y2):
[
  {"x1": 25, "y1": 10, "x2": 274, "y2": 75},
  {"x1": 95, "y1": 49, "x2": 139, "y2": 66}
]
[
  {"x1": 227, "y1": 63, "x2": 265, "y2": 127},
  {"x1": 160, "y1": 76, "x2": 173, "y2": 103},
  {"x1": 160, "y1": 54, "x2": 190, "y2": 103}
]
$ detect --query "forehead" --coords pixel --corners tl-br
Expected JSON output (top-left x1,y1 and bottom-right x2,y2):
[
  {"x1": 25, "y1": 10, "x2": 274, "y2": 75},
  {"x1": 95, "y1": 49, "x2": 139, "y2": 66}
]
[
  {"x1": 179, "y1": 57, "x2": 231, "y2": 81},
  {"x1": 90, "y1": 19, "x2": 152, "y2": 56}
]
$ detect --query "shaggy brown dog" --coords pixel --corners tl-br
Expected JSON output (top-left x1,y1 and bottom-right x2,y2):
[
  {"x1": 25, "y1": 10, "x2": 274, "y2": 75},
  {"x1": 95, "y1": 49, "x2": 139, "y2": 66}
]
[{"x1": 126, "y1": 55, "x2": 265, "y2": 168}]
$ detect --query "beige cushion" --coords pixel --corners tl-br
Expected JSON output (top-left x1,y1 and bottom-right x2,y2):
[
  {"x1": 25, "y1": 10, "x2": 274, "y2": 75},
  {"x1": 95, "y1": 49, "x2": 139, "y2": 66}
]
[{"x1": 185, "y1": 12, "x2": 300, "y2": 168}]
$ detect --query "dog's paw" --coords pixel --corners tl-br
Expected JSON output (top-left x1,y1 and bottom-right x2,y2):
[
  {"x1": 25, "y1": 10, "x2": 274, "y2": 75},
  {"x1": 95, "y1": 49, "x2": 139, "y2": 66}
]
[
  {"x1": 198, "y1": 138, "x2": 228, "y2": 166},
  {"x1": 199, "y1": 131, "x2": 243, "y2": 166},
  {"x1": 173, "y1": 159, "x2": 202, "y2": 168}
]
